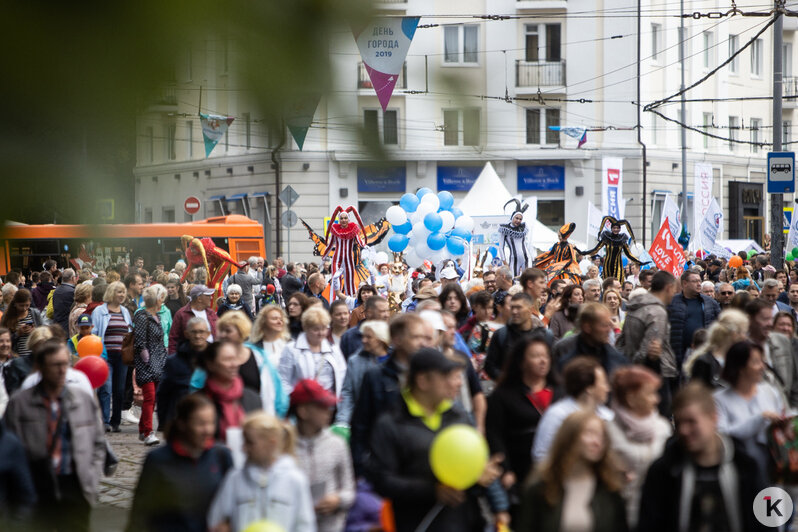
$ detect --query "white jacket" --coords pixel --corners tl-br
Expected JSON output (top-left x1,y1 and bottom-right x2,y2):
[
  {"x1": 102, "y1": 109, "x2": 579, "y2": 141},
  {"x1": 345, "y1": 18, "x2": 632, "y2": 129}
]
[
  {"x1": 208, "y1": 455, "x2": 317, "y2": 532},
  {"x1": 278, "y1": 334, "x2": 347, "y2": 397}
]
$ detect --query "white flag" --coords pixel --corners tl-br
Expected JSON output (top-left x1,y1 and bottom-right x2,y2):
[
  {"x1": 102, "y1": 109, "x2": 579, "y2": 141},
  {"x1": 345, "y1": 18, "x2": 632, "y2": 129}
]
[
  {"x1": 587, "y1": 201, "x2": 603, "y2": 244},
  {"x1": 661, "y1": 193, "x2": 682, "y2": 241},
  {"x1": 698, "y1": 198, "x2": 722, "y2": 250}
]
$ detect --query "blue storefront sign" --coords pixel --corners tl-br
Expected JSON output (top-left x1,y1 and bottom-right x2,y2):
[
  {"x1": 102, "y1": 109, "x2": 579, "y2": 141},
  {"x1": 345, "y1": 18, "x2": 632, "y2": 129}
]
[
  {"x1": 437, "y1": 165, "x2": 482, "y2": 191},
  {"x1": 517, "y1": 165, "x2": 565, "y2": 191},
  {"x1": 357, "y1": 165, "x2": 406, "y2": 193}
]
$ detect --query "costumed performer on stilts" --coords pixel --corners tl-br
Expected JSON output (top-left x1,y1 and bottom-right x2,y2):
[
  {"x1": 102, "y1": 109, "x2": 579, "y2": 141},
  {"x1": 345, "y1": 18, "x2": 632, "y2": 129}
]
[
  {"x1": 533, "y1": 222, "x2": 583, "y2": 285},
  {"x1": 579, "y1": 216, "x2": 646, "y2": 282},
  {"x1": 497, "y1": 199, "x2": 530, "y2": 277}
]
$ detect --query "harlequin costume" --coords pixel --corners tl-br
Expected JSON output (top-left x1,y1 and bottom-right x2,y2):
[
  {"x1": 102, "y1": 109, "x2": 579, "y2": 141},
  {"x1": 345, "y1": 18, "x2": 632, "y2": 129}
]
[
  {"x1": 179, "y1": 235, "x2": 245, "y2": 309},
  {"x1": 498, "y1": 199, "x2": 530, "y2": 277},
  {"x1": 533, "y1": 223, "x2": 583, "y2": 285},
  {"x1": 300, "y1": 207, "x2": 391, "y2": 297},
  {"x1": 579, "y1": 216, "x2": 645, "y2": 282}
]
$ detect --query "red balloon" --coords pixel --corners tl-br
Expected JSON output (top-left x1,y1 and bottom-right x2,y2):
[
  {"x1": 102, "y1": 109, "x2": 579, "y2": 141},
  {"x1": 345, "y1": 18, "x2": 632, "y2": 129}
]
[
  {"x1": 74, "y1": 356, "x2": 109, "y2": 389},
  {"x1": 77, "y1": 335, "x2": 103, "y2": 358}
]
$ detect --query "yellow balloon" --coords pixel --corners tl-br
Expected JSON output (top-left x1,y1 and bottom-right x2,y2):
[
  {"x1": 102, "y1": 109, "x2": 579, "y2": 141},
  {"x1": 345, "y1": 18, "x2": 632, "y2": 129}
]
[
  {"x1": 429, "y1": 424, "x2": 488, "y2": 490},
  {"x1": 242, "y1": 521, "x2": 285, "y2": 532}
]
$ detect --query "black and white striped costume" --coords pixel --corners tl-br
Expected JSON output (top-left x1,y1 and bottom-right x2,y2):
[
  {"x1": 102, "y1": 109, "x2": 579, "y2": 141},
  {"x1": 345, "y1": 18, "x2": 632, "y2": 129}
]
[{"x1": 498, "y1": 223, "x2": 529, "y2": 276}]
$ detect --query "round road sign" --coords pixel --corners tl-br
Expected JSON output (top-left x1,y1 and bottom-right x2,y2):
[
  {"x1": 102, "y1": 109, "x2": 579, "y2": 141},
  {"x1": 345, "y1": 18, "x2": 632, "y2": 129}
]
[{"x1": 184, "y1": 196, "x2": 201, "y2": 215}]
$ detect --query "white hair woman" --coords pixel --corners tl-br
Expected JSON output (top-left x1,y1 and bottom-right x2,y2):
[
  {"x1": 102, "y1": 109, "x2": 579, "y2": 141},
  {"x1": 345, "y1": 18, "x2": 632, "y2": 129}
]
[
  {"x1": 218, "y1": 283, "x2": 254, "y2": 320},
  {"x1": 278, "y1": 306, "x2": 347, "y2": 397}
]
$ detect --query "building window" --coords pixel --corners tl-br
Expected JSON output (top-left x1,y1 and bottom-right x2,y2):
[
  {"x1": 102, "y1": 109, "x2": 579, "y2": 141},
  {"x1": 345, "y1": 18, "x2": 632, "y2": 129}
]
[
  {"x1": 784, "y1": 43, "x2": 793, "y2": 77},
  {"x1": 143, "y1": 126, "x2": 154, "y2": 163},
  {"x1": 443, "y1": 109, "x2": 480, "y2": 146},
  {"x1": 526, "y1": 108, "x2": 560, "y2": 145},
  {"x1": 166, "y1": 124, "x2": 176, "y2": 160},
  {"x1": 751, "y1": 38, "x2": 763, "y2": 77},
  {"x1": 186, "y1": 120, "x2": 193, "y2": 158},
  {"x1": 729, "y1": 34, "x2": 739, "y2": 73},
  {"x1": 525, "y1": 24, "x2": 561, "y2": 62},
  {"x1": 703, "y1": 32, "x2": 713, "y2": 69},
  {"x1": 703, "y1": 112, "x2": 712, "y2": 149},
  {"x1": 144, "y1": 208, "x2": 153, "y2": 223},
  {"x1": 243, "y1": 112, "x2": 251, "y2": 149},
  {"x1": 537, "y1": 200, "x2": 565, "y2": 230},
  {"x1": 363, "y1": 109, "x2": 399, "y2": 145},
  {"x1": 444, "y1": 25, "x2": 479, "y2": 64},
  {"x1": 651, "y1": 23, "x2": 662, "y2": 61},
  {"x1": 162, "y1": 207, "x2": 175, "y2": 223},
  {"x1": 729, "y1": 116, "x2": 739, "y2": 151},
  {"x1": 750, "y1": 118, "x2": 761, "y2": 153}
]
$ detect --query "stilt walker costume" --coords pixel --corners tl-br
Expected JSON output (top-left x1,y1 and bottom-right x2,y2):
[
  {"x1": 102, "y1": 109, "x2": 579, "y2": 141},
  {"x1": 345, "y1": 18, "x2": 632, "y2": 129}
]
[
  {"x1": 498, "y1": 199, "x2": 530, "y2": 277},
  {"x1": 533, "y1": 223, "x2": 583, "y2": 285},
  {"x1": 579, "y1": 216, "x2": 645, "y2": 282}
]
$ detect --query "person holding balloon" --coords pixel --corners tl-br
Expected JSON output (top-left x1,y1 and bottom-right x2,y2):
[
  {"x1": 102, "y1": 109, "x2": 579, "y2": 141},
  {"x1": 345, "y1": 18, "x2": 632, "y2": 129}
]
[
  {"x1": 366, "y1": 348, "x2": 505, "y2": 532},
  {"x1": 68, "y1": 314, "x2": 106, "y2": 361}
]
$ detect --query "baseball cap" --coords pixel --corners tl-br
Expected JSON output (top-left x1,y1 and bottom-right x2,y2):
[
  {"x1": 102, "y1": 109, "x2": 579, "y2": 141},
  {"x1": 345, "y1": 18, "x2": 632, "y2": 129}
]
[
  {"x1": 409, "y1": 348, "x2": 464, "y2": 381},
  {"x1": 189, "y1": 285, "x2": 216, "y2": 299},
  {"x1": 77, "y1": 314, "x2": 93, "y2": 327},
  {"x1": 290, "y1": 379, "x2": 337, "y2": 409},
  {"x1": 440, "y1": 266, "x2": 459, "y2": 280}
]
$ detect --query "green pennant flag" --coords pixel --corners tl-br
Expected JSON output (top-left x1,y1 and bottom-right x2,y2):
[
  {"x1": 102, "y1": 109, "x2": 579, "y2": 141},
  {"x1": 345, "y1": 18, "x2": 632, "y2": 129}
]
[{"x1": 285, "y1": 94, "x2": 321, "y2": 150}]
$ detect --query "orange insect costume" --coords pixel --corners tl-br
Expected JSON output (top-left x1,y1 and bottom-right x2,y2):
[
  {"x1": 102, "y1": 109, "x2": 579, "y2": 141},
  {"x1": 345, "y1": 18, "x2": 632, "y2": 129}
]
[
  {"x1": 180, "y1": 235, "x2": 245, "y2": 308},
  {"x1": 533, "y1": 223, "x2": 584, "y2": 285}
]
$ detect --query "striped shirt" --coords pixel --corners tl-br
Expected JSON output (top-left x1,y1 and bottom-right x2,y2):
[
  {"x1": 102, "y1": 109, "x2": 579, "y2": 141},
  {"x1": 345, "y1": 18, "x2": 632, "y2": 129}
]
[
  {"x1": 15, "y1": 312, "x2": 35, "y2": 357},
  {"x1": 104, "y1": 311, "x2": 129, "y2": 352}
]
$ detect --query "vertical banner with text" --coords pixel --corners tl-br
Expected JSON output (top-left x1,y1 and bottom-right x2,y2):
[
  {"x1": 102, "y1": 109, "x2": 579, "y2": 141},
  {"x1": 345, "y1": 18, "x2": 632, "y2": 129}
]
[
  {"x1": 601, "y1": 157, "x2": 623, "y2": 218},
  {"x1": 649, "y1": 218, "x2": 687, "y2": 276},
  {"x1": 692, "y1": 163, "x2": 713, "y2": 249},
  {"x1": 353, "y1": 17, "x2": 420, "y2": 111}
]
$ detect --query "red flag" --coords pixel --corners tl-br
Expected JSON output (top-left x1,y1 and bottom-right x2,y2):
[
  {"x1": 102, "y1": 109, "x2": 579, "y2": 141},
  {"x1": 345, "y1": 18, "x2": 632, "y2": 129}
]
[{"x1": 648, "y1": 218, "x2": 687, "y2": 276}]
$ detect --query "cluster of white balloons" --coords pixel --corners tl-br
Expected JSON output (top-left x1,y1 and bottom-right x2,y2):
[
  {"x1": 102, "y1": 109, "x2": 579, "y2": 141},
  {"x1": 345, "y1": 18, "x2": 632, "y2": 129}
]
[{"x1": 385, "y1": 188, "x2": 475, "y2": 269}]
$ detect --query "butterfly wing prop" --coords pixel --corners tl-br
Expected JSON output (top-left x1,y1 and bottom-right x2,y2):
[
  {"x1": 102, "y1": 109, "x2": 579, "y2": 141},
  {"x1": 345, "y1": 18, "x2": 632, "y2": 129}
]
[
  {"x1": 300, "y1": 219, "x2": 328, "y2": 257},
  {"x1": 363, "y1": 218, "x2": 391, "y2": 246}
]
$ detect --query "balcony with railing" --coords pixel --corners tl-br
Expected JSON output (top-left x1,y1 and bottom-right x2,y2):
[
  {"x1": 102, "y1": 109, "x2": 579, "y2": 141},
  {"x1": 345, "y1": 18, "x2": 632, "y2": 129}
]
[
  {"x1": 516, "y1": 0, "x2": 568, "y2": 11},
  {"x1": 358, "y1": 61, "x2": 407, "y2": 90},
  {"x1": 516, "y1": 60, "x2": 566, "y2": 90},
  {"x1": 146, "y1": 85, "x2": 178, "y2": 112},
  {"x1": 785, "y1": 76, "x2": 798, "y2": 106}
]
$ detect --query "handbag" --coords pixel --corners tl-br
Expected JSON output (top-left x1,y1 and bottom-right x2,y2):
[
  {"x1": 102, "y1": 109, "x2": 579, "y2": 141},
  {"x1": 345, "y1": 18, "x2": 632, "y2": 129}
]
[
  {"x1": 768, "y1": 416, "x2": 798, "y2": 484},
  {"x1": 121, "y1": 332, "x2": 135, "y2": 366}
]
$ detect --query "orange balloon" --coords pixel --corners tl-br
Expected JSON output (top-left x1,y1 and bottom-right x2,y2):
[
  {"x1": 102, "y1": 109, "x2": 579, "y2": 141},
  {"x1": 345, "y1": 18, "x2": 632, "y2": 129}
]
[
  {"x1": 77, "y1": 334, "x2": 103, "y2": 358},
  {"x1": 728, "y1": 256, "x2": 743, "y2": 268}
]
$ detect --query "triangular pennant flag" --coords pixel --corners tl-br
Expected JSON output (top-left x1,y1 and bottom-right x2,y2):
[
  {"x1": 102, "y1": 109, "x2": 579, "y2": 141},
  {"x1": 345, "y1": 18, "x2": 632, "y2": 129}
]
[
  {"x1": 285, "y1": 94, "x2": 322, "y2": 151},
  {"x1": 353, "y1": 17, "x2": 420, "y2": 111},
  {"x1": 199, "y1": 113, "x2": 234, "y2": 157},
  {"x1": 548, "y1": 126, "x2": 587, "y2": 148}
]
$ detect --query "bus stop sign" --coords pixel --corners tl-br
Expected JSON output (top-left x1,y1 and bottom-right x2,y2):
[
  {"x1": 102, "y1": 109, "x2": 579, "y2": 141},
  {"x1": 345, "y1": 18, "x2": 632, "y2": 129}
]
[{"x1": 768, "y1": 152, "x2": 795, "y2": 193}]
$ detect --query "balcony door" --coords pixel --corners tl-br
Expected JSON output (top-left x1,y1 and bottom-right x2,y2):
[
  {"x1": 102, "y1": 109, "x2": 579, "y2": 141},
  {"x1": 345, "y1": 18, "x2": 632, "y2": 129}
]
[{"x1": 525, "y1": 24, "x2": 561, "y2": 63}]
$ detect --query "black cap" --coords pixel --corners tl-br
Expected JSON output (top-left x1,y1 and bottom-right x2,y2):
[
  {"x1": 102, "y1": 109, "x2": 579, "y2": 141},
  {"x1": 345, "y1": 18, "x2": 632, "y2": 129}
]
[{"x1": 409, "y1": 348, "x2": 464, "y2": 382}]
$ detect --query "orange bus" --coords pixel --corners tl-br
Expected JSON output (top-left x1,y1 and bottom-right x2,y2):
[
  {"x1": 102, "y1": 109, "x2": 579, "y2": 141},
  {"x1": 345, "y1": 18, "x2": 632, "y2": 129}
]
[{"x1": 0, "y1": 215, "x2": 266, "y2": 276}]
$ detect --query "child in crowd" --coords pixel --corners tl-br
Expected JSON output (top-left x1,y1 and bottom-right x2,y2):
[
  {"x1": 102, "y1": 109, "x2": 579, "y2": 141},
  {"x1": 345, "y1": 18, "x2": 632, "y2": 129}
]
[{"x1": 208, "y1": 411, "x2": 316, "y2": 532}]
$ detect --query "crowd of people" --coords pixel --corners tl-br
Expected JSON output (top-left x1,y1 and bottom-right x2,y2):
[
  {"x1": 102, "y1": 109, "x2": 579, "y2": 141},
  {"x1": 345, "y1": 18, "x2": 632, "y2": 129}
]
[{"x1": 0, "y1": 249, "x2": 795, "y2": 531}]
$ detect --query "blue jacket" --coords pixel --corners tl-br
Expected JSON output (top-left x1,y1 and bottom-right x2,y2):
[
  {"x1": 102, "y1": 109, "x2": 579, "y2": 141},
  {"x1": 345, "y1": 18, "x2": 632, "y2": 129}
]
[
  {"x1": 667, "y1": 293, "x2": 721, "y2": 364},
  {"x1": 340, "y1": 326, "x2": 363, "y2": 360},
  {"x1": 91, "y1": 303, "x2": 132, "y2": 343},
  {"x1": 334, "y1": 348, "x2": 382, "y2": 426}
]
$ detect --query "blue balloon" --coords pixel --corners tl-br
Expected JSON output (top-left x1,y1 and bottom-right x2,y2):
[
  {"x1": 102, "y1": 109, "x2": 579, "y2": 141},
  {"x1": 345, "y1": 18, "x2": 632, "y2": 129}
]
[
  {"x1": 450, "y1": 227, "x2": 471, "y2": 242},
  {"x1": 393, "y1": 221, "x2": 412, "y2": 235},
  {"x1": 622, "y1": 256, "x2": 629, "y2": 267},
  {"x1": 423, "y1": 212, "x2": 443, "y2": 232},
  {"x1": 399, "y1": 193, "x2": 420, "y2": 213},
  {"x1": 427, "y1": 232, "x2": 446, "y2": 251},
  {"x1": 488, "y1": 246, "x2": 499, "y2": 257},
  {"x1": 446, "y1": 236, "x2": 466, "y2": 256},
  {"x1": 388, "y1": 234, "x2": 409, "y2": 253},
  {"x1": 451, "y1": 207, "x2": 463, "y2": 219},
  {"x1": 437, "y1": 191, "x2": 454, "y2": 211},
  {"x1": 416, "y1": 187, "x2": 433, "y2": 200}
]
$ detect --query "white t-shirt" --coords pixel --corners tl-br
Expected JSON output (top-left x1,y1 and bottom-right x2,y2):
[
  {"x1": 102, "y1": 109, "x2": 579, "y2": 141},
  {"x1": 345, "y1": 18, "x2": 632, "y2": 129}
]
[{"x1": 192, "y1": 309, "x2": 214, "y2": 342}]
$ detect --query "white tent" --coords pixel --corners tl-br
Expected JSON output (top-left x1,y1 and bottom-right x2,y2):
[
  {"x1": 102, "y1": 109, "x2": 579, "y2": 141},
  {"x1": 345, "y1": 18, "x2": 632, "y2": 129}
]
[
  {"x1": 457, "y1": 162, "x2": 568, "y2": 251},
  {"x1": 716, "y1": 239, "x2": 765, "y2": 254}
]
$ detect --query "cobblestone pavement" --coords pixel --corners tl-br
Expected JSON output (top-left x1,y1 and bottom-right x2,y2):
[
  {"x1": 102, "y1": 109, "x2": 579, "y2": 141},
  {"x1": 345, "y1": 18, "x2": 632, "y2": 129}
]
[{"x1": 91, "y1": 419, "x2": 162, "y2": 532}]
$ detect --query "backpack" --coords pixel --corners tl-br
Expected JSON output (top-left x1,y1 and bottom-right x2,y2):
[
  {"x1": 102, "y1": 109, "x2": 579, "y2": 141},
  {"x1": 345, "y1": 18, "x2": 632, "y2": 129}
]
[{"x1": 45, "y1": 290, "x2": 55, "y2": 320}]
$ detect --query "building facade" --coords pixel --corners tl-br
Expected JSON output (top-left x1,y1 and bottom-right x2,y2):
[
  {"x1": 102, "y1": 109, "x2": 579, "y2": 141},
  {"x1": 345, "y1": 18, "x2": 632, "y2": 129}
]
[{"x1": 135, "y1": 0, "x2": 793, "y2": 263}]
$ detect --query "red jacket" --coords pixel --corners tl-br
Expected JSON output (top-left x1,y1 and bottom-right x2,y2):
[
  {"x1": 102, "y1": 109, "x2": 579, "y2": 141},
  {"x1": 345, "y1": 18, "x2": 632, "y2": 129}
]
[{"x1": 168, "y1": 303, "x2": 218, "y2": 355}]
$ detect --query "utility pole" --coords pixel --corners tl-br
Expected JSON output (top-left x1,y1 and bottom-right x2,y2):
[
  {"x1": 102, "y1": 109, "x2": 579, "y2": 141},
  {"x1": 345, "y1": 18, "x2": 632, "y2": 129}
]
[
  {"x1": 772, "y1": 1, "x2": 784, "y2": 268},
  {"x1": 680, "y1": 0, "x2": 688, "y2": 233}
]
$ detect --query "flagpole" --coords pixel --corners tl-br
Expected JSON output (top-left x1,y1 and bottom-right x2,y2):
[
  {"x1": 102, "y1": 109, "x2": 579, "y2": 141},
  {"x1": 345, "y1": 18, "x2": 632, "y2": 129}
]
[{"x1": 679, "y1": 0, "x2": 688, "y2": 235}]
